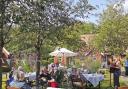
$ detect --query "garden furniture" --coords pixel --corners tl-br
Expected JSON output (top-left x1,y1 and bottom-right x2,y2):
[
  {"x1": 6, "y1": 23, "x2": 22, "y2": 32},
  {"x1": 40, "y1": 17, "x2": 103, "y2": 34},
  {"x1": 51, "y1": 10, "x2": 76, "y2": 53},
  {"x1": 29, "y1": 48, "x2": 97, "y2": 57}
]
[
  {"x1": 80, "y1": 73, "x2": 104, "y2": 89},
  {"x1": 70, "y1": 74, "x2": 85, "y2": 89}
]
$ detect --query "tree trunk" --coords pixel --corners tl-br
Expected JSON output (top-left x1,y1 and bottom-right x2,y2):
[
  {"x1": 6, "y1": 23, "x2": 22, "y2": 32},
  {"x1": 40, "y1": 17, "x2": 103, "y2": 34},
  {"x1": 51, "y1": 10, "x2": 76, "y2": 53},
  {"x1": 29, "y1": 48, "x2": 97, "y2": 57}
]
[
  {"x1": 36, "y1": 34, "x2": 41, "y2": 89},
  {"x1": 36, "y1": 47, "x2": 41, "y2": 89},
  {"x1": 0, "y1": 0, "x2": 5, "y2": 88}
]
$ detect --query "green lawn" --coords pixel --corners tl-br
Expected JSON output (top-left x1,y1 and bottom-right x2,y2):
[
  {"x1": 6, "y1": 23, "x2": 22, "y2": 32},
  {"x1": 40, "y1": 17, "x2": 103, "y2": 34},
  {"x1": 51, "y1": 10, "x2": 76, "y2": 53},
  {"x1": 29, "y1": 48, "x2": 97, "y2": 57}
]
[
  {"x1": 100, "y1": 70, "x2": 128, "y2": 89},
  {"x1": 2, "y1": 74, "x2": 7, "y2": 89}
]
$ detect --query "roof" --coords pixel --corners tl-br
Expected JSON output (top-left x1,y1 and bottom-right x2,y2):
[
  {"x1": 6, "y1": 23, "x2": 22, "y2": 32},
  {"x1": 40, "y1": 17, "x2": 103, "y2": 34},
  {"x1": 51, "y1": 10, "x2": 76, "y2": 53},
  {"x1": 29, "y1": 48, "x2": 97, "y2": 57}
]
[
  {"x1": 80, "y1": 34, "x2": 96, "y2": 45},
  {"x1": 2, "y1": 47, "x2": 10, "y2": 59}
]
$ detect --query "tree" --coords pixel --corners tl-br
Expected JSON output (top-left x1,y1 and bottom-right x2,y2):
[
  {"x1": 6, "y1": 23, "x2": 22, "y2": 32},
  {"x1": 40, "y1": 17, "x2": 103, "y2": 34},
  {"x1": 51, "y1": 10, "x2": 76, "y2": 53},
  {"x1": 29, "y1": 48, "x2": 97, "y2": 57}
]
[
  {"x1": 94, "y1": 3, "x2": 128, "y2": 54},
  {"x1": 0, "y1": 0, "x2": 95, "y2": 88},
  {"x1": 0, "y1": 0, "x2": 23, "y2": 88},
  {"x1": 58, "y1": 22, "x2": 97, "y2": 51},
  {"x1": 17, "y1": 0, "x2": 95, "y2": 87}
]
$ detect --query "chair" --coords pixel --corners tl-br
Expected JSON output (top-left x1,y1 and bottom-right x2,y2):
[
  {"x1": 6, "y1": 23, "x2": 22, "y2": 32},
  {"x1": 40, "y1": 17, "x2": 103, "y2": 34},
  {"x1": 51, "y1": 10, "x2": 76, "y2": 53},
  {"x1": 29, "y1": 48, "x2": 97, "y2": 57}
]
[
  {"x1": 70, "y1": 75, "x2": 85, "y2": 89},
  {"x1": 118, "y1": 86, "x2": 128, "y2": 89}
]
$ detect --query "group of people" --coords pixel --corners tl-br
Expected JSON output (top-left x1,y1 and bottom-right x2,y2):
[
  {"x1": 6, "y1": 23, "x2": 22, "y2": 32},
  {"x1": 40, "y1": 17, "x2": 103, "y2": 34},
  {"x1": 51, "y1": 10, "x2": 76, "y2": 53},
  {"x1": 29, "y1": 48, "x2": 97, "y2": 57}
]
[
  {"x1": 7, "y1": 66, "x2": 31, "y2": 89},
  {"x1": 6, "y1": 63, "x2": 65, "y2": 89},
  {"x1": 6, "y1": 55, "x2": 128, "y2": 89}
]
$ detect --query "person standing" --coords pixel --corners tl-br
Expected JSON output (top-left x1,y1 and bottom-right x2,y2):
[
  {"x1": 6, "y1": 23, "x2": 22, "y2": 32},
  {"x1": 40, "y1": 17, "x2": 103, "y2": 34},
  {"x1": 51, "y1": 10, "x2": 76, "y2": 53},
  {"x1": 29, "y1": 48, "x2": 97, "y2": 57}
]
[
  {"x1": 111, "y1": 56, "x2": 121, "y2": 89},
  {"x1": 124, "y1": 57, "x2": 128, "y2": 76}
]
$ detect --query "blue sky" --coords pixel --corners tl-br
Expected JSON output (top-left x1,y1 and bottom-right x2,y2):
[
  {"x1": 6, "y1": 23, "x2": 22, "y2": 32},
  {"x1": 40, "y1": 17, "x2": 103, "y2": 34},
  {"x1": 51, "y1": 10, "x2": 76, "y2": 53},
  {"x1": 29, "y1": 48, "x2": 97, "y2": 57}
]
[
  {"x1": 86, "y1": 0, "x2": 108, "y2": 24},
  {"x1": 86, "y1": 0, "x2": 128, "y2": 23}
]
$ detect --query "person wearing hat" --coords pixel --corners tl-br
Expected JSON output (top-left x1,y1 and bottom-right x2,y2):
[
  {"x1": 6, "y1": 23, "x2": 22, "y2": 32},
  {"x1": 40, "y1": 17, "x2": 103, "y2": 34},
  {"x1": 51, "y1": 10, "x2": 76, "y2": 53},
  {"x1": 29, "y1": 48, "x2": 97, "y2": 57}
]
[
  {"x1": 124, "y1": 56, "x2": 128, "y2": 76},
  {"x1": 109, "y1": 55, "x2": 121, "y2": 89}
]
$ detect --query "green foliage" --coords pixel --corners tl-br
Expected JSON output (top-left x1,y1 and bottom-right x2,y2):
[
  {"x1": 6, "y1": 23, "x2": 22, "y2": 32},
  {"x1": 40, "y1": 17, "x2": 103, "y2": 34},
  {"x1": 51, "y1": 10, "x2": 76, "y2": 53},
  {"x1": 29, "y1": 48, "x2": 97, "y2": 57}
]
[
  {"x1": 56, "y1": 22, "x2": 98, "y2": 51},
  {"x1": 41, "y1": 60, "x2": 49, "y2": 66},
  {"x1": 3, "y1": 0, "x2": 95, "y2": 58},
  {"x1": 74, "y1": 59, "x2": 81, "y2": 68},
  {"x1": 0, "y1": 0, "x2": 95, "y2": 88},
  {"x1": 93, "y1": 4, "x2": 128, "y2": 54},
  {"x1": 21, "y1": 60, "x2": 32, "y2": 72},
  {"x1": 83, "y1": 57, "x2": 101, "y2": 73}
]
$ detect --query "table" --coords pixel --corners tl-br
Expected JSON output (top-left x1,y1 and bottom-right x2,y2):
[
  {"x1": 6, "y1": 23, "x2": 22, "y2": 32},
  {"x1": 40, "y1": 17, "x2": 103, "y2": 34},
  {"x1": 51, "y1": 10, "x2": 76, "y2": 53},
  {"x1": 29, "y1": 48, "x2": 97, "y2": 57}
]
[
  {"x1": 25, "y1": 72, "x2": 36, "y2": 81},
  {"x1": 10, "y1": 81, "x2": 25, "y2": 88},
  {"x1": 47, "y1": 87, "x2": 63, "y2": 89},
  {"x1": 81, "y1": 74, "x2": 104, "y2": 88}
]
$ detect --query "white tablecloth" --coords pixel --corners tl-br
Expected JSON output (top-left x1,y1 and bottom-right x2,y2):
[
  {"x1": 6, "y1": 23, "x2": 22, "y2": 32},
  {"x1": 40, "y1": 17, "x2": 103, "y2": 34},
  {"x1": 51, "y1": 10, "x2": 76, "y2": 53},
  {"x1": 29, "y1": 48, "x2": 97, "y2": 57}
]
[
  {"x1": 47, "y1": 87, "x2": 63, "y2": 89},
  {"x1": 81, "y1": 74, "x2": 104, "y2": 87},
  {"x1": 25, "y1": 72, "x2": 36, "y2": 81},
  {"x1": 10, "y1": 81, "x2": 25, "y2": 88}
]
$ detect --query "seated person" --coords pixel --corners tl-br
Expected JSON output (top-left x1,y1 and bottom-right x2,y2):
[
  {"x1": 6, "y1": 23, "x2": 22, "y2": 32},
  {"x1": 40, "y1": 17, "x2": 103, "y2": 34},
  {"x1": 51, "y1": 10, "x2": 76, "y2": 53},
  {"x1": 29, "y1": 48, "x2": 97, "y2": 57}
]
[
  {"x1": 17, "y1": 66, "x2": 25, "y2": 81},
  {"x1": 71, "y1": 68, "x2": 79, "y2": 78},
  {"x1": 9, "y1": 66, "x2": 26, "y2": 88},
  {"x1": 70, "y1": 68, "x2": 84, "y2": 88},
  {"x1": 6, "y1": 71, "x2": 14, "y2": 86},
  {"x1": 49, "y1": 64, "x2": 57, "y2": 78},
  {"x1": 40, "y1": 67, "x2": 60, "y2": 88},
  {"x1": 54, "y1": 67, "x2": 64, "y2": 84},
  {"x1": 39, "y1": 67, "x2": 52, "y2": 82}
]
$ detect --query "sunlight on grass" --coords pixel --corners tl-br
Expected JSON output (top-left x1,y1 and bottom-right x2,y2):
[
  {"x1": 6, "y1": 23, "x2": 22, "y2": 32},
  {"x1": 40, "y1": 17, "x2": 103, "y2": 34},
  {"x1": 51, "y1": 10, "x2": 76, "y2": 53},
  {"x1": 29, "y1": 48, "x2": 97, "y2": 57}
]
[
  {"x1": 100, "y1": 70, "x2": 128, "y2": 89},
  {"x1": 2, "y1": 74, "x2": 7, "y2": 89}
]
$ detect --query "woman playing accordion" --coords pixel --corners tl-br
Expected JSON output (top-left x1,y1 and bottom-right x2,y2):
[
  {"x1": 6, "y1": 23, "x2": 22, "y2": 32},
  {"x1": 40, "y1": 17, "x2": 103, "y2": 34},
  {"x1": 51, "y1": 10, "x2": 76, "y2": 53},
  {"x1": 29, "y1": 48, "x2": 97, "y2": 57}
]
[{"x1": 109, "y1": 55, "x2": 121, "y2": 89}]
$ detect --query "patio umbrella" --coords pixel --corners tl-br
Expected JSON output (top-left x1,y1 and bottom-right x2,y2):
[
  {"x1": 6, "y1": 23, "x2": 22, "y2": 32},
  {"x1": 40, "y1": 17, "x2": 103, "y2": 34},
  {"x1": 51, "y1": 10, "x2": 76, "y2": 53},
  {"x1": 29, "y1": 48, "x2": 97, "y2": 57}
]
[
  {"x1": 49, "y1": 48, "x2": 77, "y2": 57},
  {"x1": 50, "y1": 48, "x2": 77, "y2": 65},
  {"x1": 2, "y1": 47, "x2": 10, "y2": 59}
]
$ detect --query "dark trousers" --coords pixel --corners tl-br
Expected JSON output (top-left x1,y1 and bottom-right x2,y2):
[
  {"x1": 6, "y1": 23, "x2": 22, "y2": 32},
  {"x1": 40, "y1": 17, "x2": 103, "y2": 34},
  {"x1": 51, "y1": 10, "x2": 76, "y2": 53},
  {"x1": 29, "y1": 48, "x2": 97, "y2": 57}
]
[
  {"x1": 113, "y1": 69, "x2": 121, "y2": 88},
  {"x1": 125, "y1": 67, "x2": 128, "y2": 76}
]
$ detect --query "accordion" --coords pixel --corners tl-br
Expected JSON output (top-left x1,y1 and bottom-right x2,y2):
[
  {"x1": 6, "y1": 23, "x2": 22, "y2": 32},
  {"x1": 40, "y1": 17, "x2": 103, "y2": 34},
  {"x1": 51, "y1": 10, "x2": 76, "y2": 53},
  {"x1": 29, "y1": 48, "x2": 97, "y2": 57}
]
[{"x1": 110, "y1": 67, "x2": 116, "y2": 73}]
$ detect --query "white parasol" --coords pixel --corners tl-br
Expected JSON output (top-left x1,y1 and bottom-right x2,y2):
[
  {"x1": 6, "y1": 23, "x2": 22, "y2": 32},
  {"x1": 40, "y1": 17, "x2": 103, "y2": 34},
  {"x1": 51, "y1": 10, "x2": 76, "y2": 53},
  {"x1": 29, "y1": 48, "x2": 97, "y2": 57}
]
[{"x1": 49, "y1": 48, "x2": 77, "y2": 57}]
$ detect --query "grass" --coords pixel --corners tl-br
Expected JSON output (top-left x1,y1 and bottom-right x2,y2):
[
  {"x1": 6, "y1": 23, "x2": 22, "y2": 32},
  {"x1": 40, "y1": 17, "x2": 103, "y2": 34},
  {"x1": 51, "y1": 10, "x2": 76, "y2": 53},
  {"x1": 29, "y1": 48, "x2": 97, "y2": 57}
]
[
  {"x1": 2, "y1": 74, "x2": 7, "y2": 89},
  {"x1": 99, "y1": 69, "x2": 128, "y2": 89}
]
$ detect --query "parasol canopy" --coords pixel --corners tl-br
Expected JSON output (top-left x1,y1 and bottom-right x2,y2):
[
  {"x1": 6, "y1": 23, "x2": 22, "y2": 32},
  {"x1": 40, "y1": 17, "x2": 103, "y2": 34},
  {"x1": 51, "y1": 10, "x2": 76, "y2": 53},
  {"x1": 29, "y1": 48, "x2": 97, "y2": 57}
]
[{"x1": 49, "y1": 48, "x2": 77, "y2": 57}]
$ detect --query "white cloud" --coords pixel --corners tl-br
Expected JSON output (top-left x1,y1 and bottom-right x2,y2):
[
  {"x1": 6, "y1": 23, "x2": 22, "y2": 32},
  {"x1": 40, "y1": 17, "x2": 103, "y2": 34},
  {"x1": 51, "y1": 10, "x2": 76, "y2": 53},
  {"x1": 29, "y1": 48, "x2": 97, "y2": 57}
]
[
  {"x1": 123, "y1": 0, "x2": 128, "y2": 12},
  {"x1": 113, "y1": 0, "x2": 128, "y2": 13}
]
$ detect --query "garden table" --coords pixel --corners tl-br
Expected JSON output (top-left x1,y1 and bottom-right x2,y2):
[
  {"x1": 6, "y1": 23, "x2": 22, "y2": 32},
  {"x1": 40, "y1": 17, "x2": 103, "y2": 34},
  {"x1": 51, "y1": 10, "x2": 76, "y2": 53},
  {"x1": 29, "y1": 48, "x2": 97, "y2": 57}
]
[
  {"x1": 81, "y1": 73, "x2": 104, "y2": 88},
  {"x1": 9, "y1": 80, "x2": 25, "y2": 88},
  {"x1": 25, "y1": 72, "x2": 36, "y2": 81},
  {"x1": 47, "y1": 87, "x2": 63, "y2": 89}
]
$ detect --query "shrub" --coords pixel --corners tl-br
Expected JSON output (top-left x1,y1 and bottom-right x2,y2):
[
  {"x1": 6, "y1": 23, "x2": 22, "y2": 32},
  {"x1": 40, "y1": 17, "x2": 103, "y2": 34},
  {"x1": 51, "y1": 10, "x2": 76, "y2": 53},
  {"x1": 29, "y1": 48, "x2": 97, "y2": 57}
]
[
  {"x1": 21, "y1": 59, "x2": 32, "y2": 72},
  {"x1": 83, "y1": 57, "x2": 101, "y2": 73}
]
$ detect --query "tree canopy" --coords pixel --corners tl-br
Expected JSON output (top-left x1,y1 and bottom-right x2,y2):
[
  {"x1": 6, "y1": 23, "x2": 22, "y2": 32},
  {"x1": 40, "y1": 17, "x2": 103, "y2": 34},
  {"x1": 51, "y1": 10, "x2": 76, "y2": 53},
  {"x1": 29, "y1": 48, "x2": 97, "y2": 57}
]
[{"x1": 94, "y1": 3, "x2": 128, "y2": 54}]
